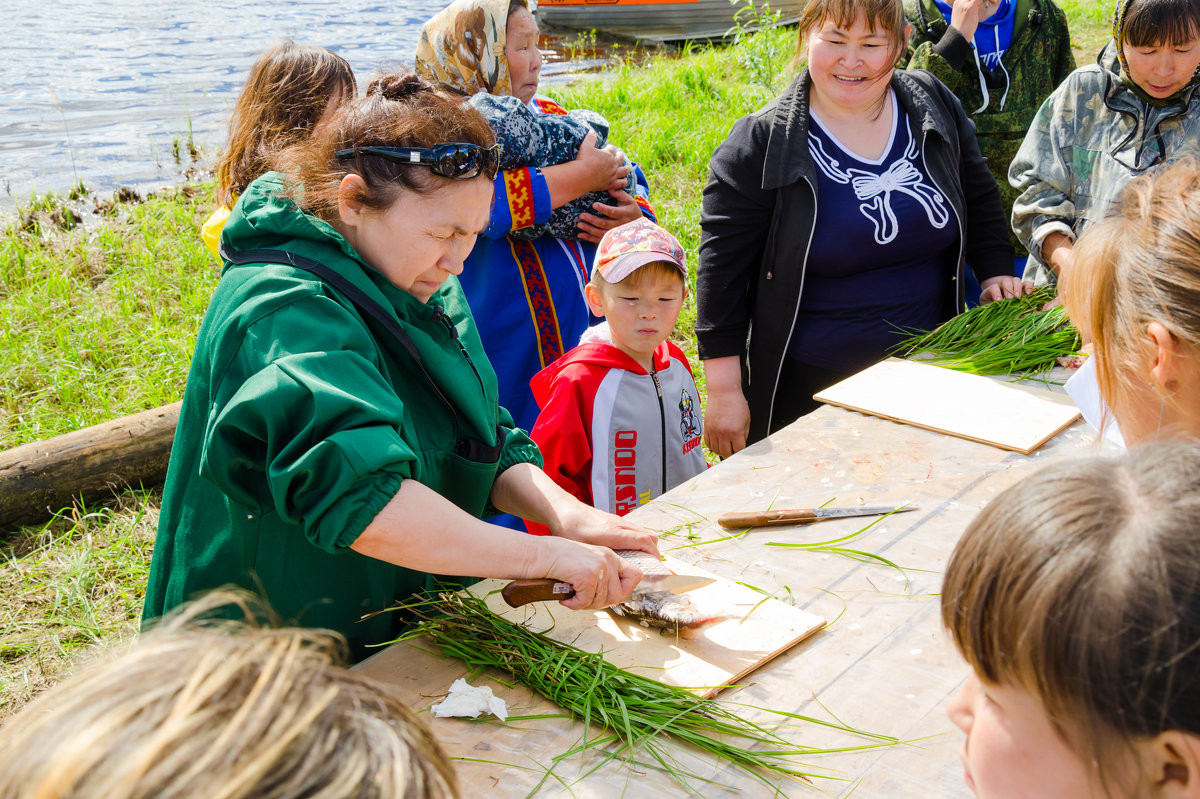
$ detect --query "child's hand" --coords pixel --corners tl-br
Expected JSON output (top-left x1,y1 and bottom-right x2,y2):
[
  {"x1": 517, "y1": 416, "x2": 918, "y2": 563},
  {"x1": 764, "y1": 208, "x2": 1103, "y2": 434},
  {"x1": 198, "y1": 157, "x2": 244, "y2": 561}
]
[
  {"x1": 577, "y1": 190, "x2": 641, "y2": 243},
  {"x1": 978, "y1": 276, "x2": 1034, "y2": 304}
]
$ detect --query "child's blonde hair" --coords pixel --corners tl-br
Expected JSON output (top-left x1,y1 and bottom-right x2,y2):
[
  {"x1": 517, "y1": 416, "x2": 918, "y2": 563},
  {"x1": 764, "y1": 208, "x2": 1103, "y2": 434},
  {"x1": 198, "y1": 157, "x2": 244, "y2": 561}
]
[
  {"x1": 591, "y1": 260, "x2": 686, "y2": 291},
  {"x1": 943, "y1": 442, "x2": 1200, "y2": 791},
  {"x1": 216, "y1": 40, "x2": 355, "y2": 205},
  {"x1": 0, "y1": 591, "x2": 458, "y2": 799},
  {"x1": 1063, "y1": 158, "x2": 1200, "y2": 427}
]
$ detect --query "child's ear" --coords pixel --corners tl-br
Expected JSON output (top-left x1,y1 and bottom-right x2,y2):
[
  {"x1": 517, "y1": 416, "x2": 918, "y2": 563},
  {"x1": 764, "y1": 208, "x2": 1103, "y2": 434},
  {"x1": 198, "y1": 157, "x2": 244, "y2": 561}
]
[
  {"x1": 1138, "y1": 730, "x2": 1200, "y2": 798},
  {"x1": 585, "y1": 282, "x2": 607, "y2": 318},
  {"x1": 1146, "y1": 321, "x2": 1194, "y2": 396},
  {"x1": 337, "y1": 174, "x2": 370, "y2": 228}
]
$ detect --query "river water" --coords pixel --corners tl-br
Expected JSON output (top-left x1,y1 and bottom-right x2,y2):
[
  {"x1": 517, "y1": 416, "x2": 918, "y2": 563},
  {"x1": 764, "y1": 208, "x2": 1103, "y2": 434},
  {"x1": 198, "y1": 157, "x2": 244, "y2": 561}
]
[{"x1": 0, "y1": 0, "x2": 605, "y2": 210}]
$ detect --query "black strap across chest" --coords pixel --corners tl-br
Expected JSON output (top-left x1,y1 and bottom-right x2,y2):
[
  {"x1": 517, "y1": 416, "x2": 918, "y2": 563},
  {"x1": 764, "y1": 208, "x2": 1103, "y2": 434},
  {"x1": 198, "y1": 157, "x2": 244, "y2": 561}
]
[{"x1": 219, "y1": 244, "x2": 504, "y2": 464}]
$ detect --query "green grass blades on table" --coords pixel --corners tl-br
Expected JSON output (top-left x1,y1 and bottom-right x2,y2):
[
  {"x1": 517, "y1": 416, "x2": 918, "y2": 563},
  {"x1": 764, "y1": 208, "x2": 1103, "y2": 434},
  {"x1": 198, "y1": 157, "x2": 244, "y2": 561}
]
[
  {"x1": 389, "y1": 591, "x2": 898, "y2": 795},
  {"x1": 893, "y1": 286, "x2": 1081, "y2": 376}
]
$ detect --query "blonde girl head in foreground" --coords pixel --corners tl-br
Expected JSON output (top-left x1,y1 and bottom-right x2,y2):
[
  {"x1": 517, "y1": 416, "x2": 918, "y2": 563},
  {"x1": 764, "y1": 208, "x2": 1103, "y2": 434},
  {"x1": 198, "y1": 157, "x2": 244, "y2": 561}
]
[
  {"x1": 1062, "y1": 157, "x2": 1200, "y2": 444},
  {"x1": 943, "y1": 441, "x2": 1200, "y2": 798},
  {"x1": 0, "y1": 592, "x2": 457, "y2": 799}
]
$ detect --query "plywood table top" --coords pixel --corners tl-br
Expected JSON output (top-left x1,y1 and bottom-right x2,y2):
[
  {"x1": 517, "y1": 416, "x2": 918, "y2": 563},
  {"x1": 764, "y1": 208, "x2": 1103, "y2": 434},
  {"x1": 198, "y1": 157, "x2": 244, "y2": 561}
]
[{"x1": 359, "y1": 402, "x2": 1112, "y2": 798}]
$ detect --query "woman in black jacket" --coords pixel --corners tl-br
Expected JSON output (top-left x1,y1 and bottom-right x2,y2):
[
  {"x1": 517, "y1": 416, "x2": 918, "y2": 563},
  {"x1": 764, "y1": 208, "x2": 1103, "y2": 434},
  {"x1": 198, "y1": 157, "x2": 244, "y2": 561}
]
[{"x1": 697, "y1": 0, "x2": 1023, "y2": 456}]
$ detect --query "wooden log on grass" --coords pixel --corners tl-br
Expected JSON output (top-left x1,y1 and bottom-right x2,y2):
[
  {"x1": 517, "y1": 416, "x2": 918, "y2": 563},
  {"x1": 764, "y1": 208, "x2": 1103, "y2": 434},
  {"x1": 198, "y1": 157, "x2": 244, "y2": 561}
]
[{"x1": 0, "y1": 402, "x2": 181, "y2": 530}]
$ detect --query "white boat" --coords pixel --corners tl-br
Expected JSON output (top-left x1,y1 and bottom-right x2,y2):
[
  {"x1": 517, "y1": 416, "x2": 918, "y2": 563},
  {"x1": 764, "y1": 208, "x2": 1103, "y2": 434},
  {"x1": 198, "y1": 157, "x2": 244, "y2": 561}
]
[{"x1": 535, "y1": 0, "x2": 805, "y2": 43}]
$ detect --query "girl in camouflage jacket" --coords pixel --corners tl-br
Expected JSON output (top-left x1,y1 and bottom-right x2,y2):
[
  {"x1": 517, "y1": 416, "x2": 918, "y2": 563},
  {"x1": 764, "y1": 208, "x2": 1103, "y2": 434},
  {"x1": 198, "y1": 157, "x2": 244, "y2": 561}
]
[{"x1": 1009, "y1": 0, "x2": 1200, "y2": 286}]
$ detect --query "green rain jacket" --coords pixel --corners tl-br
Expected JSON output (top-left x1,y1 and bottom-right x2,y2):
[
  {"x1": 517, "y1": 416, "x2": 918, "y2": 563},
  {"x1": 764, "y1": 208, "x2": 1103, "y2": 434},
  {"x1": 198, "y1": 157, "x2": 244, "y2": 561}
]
[
  {"x1": 143, "y1": 172, "x2": 541, "y2": 660},
  {"x1": 903, "y1": 0, "x2": 1076, "y2": 256},
  {"x1": 1009, "y1": 0, "x2": 1200, "y2": 283}
]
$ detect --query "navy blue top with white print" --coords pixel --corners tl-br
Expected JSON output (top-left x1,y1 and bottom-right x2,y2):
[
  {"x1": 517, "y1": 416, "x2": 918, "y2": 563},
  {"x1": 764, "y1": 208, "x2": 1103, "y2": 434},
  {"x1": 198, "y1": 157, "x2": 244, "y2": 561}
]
[{"x1": 787, "y1": 90, "x2": 957, "y2": 372}]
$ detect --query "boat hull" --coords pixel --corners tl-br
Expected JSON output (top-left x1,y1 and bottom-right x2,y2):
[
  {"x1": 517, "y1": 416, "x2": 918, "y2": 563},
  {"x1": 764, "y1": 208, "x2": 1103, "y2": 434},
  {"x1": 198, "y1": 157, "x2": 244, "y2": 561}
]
[{"x1": 536, "y1": 0, "x2": 804, "y2": 42}]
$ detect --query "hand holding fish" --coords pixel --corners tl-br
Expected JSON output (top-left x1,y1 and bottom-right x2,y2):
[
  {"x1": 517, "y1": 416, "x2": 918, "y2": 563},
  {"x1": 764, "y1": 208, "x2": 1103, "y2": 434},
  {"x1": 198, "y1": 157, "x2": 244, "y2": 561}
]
[{"x1": 545, "y1": 501, "x2": 661, "y2": 559}]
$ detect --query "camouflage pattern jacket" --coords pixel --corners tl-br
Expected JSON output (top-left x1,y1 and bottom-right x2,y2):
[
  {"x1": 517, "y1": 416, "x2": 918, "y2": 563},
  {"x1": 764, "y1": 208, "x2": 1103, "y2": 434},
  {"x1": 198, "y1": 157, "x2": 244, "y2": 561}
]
[
  {"x1": 903, "y1": 0, "x2": 1075, "y2": 256},
  {"x1": 1010, "y1": 40, "x2": 1200, "y2": 283}
]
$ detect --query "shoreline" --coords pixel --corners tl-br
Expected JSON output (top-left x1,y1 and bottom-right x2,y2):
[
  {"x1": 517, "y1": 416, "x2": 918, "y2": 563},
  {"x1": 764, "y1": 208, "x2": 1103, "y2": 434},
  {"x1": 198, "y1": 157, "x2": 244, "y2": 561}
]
[{"x1": 0, "y1": 21, "x2": 656, "y2": 218}]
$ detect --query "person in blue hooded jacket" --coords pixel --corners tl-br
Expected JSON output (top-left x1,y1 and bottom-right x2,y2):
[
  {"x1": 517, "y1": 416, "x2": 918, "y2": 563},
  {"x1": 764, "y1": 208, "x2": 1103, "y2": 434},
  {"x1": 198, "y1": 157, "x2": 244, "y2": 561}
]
[{"x1": 904, "y1": 0, "x2": 1075, "y2": 278}]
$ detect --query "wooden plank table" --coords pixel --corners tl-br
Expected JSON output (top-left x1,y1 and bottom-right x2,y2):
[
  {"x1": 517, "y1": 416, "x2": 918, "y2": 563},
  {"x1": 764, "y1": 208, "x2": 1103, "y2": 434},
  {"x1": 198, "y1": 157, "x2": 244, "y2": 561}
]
[{"x1": 360, "y1": 400, "x2": 1113, "y2": 797}]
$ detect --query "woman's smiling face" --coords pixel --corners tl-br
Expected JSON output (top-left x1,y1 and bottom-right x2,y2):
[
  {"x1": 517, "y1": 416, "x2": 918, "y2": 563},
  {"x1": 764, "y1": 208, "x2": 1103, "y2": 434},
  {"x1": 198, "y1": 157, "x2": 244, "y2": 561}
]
[{"x1": 805, "y1": 13, "x2": 896, "y2": 116}]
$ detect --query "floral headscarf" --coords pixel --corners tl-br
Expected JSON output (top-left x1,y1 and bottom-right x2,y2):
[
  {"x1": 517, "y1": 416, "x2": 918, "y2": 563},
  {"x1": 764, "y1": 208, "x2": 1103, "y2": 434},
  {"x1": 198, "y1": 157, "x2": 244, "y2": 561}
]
[
  {"x1": 415, "y1": 0, "x2": 516, "y2": 97},
  {"x1": 1113, "y1": 0, "x2": 1200, "y2": 107}
]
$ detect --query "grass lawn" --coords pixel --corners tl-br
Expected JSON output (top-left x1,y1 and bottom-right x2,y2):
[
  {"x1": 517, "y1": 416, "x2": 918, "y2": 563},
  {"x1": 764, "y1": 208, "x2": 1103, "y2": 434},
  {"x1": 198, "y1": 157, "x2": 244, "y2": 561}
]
[{"x1": 0, "y1": 8, "x2": 1109, "y2": 717}]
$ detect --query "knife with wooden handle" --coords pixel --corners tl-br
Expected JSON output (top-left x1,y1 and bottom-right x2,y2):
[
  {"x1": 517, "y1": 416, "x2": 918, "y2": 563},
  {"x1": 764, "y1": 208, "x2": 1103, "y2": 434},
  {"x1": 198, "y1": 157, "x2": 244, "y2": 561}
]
[
  {"x1": 717, "y1": 503, "x2": 918, "y2": 529},
  {"x1": 500, "y1": 550, "x2": 714, "y2": 608}
]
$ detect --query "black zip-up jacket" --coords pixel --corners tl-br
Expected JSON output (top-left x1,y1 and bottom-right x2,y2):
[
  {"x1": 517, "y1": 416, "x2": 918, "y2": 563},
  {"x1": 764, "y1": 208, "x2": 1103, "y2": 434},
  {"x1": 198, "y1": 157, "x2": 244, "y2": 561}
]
[{"x1": 696, "y1": 68, "x2": 1013, "y2": 443}]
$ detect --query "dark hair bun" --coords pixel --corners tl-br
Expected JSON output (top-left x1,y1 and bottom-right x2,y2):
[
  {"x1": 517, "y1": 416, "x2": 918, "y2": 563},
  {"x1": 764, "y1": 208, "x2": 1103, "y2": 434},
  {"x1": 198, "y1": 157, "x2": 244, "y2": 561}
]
[{"x1": 367, "y1": 72, "x2": 434, "y2": 101}]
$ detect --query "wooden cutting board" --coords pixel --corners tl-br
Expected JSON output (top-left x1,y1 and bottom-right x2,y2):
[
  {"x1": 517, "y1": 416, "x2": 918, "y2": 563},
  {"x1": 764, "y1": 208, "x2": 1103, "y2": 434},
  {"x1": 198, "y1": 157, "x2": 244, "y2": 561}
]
[
  {"x1": 362, "y1": 556, "x2": 825, "y2": 700},
  {"x1": 814, "y1": 358, "x2": 1081, "y2": 454}
]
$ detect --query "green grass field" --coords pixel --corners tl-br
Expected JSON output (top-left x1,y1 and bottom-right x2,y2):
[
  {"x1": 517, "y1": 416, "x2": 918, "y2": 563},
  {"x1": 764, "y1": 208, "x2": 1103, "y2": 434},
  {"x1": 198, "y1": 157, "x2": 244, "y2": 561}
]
[{"x1": 0, "y1": 9, "x2": 1109, "y2": 716}]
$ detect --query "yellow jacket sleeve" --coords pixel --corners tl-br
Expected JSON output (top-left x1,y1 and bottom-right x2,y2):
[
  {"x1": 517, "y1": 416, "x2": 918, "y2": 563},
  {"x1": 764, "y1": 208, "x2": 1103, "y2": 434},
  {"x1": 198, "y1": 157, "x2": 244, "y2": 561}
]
[{"x1": 201, "y1": 203, "x2": 233, "y2": 258}]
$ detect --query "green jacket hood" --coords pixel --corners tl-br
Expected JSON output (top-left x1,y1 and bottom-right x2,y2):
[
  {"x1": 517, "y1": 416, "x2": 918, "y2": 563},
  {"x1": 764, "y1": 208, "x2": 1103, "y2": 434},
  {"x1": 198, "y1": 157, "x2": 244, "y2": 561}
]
[{"x1": 223, "y1": 172, "x2": 342, "y2": 256}]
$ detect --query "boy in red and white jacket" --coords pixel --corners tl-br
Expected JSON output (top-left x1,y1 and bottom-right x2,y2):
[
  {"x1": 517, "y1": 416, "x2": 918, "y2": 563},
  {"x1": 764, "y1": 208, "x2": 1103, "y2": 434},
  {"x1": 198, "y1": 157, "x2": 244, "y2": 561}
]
[{"x1": 527, "y1": 218, "x2": 707, "y2": 534}]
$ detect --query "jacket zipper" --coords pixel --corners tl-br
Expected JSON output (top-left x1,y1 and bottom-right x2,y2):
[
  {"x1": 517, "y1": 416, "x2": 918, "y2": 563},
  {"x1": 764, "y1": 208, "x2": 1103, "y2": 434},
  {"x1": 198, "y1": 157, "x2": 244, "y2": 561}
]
[
  {"x1": 431, "y1": 305, "x2": 486, "y2": 393},
  {"x1": 765, "y1": 174, "x2": 818, "y2": 436},
  {"x1": 650, "y1": 367, "x2": 667, "y2": 496},
  {"x1": 920, "y1": 130, "x2": 967, "y2": 312}
]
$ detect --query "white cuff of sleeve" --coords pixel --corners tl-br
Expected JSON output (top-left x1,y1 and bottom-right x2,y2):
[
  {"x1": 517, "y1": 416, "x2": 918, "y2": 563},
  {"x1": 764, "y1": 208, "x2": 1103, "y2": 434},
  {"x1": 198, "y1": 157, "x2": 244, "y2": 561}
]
[{"x1": 1030, "y1": 221, "x2": 1075, "y2": 263}]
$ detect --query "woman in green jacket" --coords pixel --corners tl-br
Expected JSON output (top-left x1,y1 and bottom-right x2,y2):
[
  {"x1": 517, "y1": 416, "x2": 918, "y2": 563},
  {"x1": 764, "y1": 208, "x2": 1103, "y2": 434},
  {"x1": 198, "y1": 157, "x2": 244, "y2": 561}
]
[{"x1": 144, "y1": 72, "x2": 657, "y2": 660}]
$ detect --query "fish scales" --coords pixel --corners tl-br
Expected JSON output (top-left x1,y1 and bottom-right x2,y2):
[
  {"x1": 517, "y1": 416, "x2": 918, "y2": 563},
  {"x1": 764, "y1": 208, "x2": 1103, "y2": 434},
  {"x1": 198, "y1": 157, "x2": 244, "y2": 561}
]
[{"x1": 609, "y1": 551, "x2": 722, "y2": 632}]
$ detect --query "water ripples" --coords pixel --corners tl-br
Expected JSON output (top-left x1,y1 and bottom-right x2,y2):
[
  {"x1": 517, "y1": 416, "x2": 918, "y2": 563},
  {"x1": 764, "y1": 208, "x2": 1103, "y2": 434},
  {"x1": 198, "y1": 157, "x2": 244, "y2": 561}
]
[{"x1": 0, "y1": 0, "x2": 453, "y2": 207}]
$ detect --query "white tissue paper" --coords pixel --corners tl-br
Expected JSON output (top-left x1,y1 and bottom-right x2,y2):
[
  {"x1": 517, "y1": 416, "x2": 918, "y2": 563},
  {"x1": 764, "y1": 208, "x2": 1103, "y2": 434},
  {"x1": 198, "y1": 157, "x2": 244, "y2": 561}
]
[
  {"x1": 1064, "y1": 357, "x2": 1126, "y2": 449},
  {"x1": 430, "y1": 678, "x2": 509, "y2": 721}
]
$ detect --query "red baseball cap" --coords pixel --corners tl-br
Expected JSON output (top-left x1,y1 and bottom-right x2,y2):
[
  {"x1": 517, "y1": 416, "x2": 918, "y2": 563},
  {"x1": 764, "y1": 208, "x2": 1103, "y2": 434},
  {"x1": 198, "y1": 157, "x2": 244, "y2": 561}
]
[{"x1": 593, "y1": 218, "x2": 686, "y2": 283}]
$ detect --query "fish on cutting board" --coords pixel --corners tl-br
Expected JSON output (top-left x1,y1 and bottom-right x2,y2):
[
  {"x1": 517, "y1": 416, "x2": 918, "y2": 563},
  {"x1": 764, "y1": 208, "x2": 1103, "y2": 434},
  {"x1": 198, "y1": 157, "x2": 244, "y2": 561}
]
[{"x1": 608, "y1": 589, "x2": 724, "y2": 633}]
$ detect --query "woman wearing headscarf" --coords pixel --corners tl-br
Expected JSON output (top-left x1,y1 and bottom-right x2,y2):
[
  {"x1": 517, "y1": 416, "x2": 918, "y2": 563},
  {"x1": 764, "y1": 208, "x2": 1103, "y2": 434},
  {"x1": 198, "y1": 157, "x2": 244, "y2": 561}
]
[
  {"x1": 415, "y1": 0, "x2": 655, "y2": 432},
  {"x1": 1010, "y1": 0, "x2": 1200, "y2": 289}
]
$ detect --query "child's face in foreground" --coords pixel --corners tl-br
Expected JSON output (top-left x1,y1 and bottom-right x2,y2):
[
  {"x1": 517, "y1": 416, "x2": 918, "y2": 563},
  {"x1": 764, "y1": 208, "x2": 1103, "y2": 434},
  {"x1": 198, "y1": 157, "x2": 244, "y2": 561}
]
[
  {"x1": 587, "y1": 269, "x2": 686, "y2": 369},
  {"x1": 1123, "y1": 37, "x2": 1200, "y2": 99},
  {"x1": 505, "y1": 7, "x2": 542, "y2": 104},
  {"x1": 947, "y1": 671, "x2": 1100, "y2": 798}
]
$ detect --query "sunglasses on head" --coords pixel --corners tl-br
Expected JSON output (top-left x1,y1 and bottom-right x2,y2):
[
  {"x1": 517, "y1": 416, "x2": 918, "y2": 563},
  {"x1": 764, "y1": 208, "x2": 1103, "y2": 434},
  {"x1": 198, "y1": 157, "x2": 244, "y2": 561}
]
[{"x1": 335, "y1": 143, "x2": 500, "y2": 180}]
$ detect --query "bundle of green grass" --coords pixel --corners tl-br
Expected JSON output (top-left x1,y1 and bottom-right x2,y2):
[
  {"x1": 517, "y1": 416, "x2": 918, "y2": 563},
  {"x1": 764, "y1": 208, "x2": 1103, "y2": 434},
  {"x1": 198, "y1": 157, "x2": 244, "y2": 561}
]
[
  {"x1": 894, "y1": 286, "x2": 1082, "y2": 376},
  {"x1": 387, "y1": 591, "x2": 897, "y2": 793}
]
